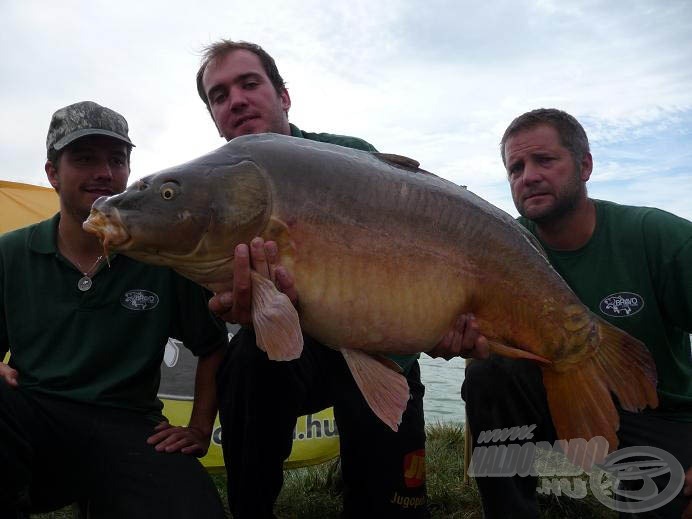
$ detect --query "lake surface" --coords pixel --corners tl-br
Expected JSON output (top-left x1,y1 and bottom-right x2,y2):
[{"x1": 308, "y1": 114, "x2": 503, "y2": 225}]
[
  {"x1": 418, "y1": 354, "x2": 466, "y2": 425},
  {"x1": 160, "y1": 334, "x2": 469, "y2": 425}
]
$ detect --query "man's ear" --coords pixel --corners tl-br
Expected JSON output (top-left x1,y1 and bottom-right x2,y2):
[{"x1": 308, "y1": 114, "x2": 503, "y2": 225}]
[
  {"x1": 580, "y1": 152, "x2": 593, "y2": 182},
  {"x1": 280, "y1": 88, "x2": 291, "y2": 114},
  {"x1": 45, "y1": 160, "x2": 60, "y2": 191}
]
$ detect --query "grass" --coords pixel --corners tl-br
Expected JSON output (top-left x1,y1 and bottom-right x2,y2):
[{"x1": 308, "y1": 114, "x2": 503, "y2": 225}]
[{"x1": 32, "y1": 423, "x2": 616, "y2": 518}]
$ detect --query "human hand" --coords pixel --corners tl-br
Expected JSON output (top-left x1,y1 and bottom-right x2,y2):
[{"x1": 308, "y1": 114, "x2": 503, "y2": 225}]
[
  {"x1": 146, "y1": 421, "x2": 211, "y2": 457},
  {"x1": 683, "y1": 467, "x2": 692, "y2": 519},
  {"x1": 208, "y1": 237, "x2": 298, "y2": 324},
  {"x1": 0, "y1": 361, "x2": 18, "y2": 387},
  {"x1": 427, "y1": 314, "x2": 489, "y2": 360}
]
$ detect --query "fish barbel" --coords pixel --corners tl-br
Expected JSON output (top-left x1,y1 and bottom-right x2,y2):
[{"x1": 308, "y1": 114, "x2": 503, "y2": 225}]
[{"x1": 84, "y1": 134, "x2": 658, "y2": 463}]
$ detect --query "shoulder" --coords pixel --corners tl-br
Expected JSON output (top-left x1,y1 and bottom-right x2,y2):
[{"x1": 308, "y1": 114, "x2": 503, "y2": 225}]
[
  {"x1": 0, "y1": 226, "x2": 29, "y2": 249},
  {"x1": 595, "y1": 200, "x2": 692, "y2": 261},
  {"x1": 0, "y1": 218, "x2": 51, "y2": 253},
  {"x1": 290, "y1": 123, "x2": 377, "y2": 152},
  {"x1": 595, "y1": 199, "x2": 692, "y2": 236}
]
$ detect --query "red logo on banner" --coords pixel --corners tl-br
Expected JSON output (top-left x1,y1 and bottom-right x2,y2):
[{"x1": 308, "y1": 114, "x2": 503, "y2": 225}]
[{"x1": 403, "y1": 449, "x2": 426, "y2": 488}]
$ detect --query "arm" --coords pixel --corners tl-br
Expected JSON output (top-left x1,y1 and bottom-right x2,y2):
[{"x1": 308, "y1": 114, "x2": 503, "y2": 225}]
[{"x1": 147, "y1": 346, "x2": 225, "y2": 456}]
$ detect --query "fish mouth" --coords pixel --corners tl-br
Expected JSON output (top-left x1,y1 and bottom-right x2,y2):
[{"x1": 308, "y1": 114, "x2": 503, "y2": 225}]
[{"x1": 83, "y1": 208, "x2": 132, "y2": 255}]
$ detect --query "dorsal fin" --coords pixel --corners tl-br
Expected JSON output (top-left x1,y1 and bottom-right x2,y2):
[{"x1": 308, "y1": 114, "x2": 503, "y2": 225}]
[
  {"x1": 373, "y1": 153, "x2": 420, "y2": 172},
  {"x1": 372, "y1": 152, "x2": 439, "y2": 177}
]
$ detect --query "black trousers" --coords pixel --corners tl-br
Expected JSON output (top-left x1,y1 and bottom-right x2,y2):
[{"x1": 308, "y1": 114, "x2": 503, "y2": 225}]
[
  {"x1": 0, "y1": 381, "x2": 226, "y2": 519},
  {"x1": 217, "y1": 329, "x2": 429, "y2": 518},
  {"x1": 462, "y1": 356, "x2": 692, "y2": 519}
]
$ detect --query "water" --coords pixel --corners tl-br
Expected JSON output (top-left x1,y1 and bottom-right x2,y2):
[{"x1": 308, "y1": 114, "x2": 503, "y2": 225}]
[
  {"x1": 160, "y1": 335, "x2": 469, "y2": 424},
  {"x1": 419, "y1": 354, "x2": 466, "y2": 425}
]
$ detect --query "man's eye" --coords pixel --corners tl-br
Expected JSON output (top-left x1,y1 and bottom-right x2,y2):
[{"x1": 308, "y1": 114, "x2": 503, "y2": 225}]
[
  {"x1": 243, "y1": 81, "x2": 258, "y2": 89},
  {"x1": 210, "y1": 92, "x2": 226, "y2": 104},
  {"x1": 537, "y1": 156, "x2": 554, "y2": 165}
]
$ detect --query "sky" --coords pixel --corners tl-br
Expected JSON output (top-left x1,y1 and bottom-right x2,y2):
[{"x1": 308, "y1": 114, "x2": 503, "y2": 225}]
[{"x1": 2, "y1": 0, "x2": 691, "y2": 220}]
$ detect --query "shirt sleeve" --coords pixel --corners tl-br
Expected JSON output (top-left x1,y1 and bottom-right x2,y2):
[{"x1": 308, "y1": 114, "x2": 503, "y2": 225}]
[
  {"x1": 644, "y1": 210, "x2": 692, "y2": 332},
  {"x1": 170, "y1": 273, "x2": 229, "y2": 357}
]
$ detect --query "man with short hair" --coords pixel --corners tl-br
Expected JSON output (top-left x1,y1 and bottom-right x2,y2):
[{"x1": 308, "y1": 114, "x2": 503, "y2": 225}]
[
  {"x1": 460, "y1": 108, "x2": 692, "y2": 518},
  {"x1": 196, "y1": 39, "x2": 431, "y2": 518},
  {"x1": 0, "y1": 101, "x2": 228, "y2": 519}
]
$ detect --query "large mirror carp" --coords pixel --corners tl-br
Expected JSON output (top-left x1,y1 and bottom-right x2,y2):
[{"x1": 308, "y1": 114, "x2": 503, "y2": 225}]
[{"x1": 84, "y1": 134, "x2": 658, "y2": 466}]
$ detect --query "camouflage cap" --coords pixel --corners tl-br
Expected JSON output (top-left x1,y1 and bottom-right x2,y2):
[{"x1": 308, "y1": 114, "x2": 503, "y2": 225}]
[{"x1": 46, "y1": 101, "x2": 135, "y2": 153}]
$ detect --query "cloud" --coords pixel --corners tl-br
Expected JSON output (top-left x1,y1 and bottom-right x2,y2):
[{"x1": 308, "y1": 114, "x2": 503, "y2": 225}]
[{"x1": 1, "y1": 0, "x2": 690, "y2": 220}]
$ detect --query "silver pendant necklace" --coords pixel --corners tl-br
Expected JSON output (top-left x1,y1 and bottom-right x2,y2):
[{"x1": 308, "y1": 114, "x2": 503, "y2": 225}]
[
  {"x1": 59, "y1": 226, "x2": 104, "y2": 291},
  {"x1": 76, "y1": 255, "x2": 104, "y2": 291}
]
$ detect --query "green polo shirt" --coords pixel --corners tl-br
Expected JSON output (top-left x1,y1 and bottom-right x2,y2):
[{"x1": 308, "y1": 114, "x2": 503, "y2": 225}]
[
  {"x1": 520, "y1": 200, "x2": 692, "y2": 421},
  {"x1": 289, "y1": 123, "x2": 418, "y2": 373},
  {"x1": 0, "y1": 214, "x2": 228, "y2": 417},
  {"x1": 289, "y1": 123, "x2": 377, "y2": 152}
]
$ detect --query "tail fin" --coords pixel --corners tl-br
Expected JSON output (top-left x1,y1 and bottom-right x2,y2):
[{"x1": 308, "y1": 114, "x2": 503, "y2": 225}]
[{"x1": 542, "y1": 319, "x2": 658, "y2": 469}]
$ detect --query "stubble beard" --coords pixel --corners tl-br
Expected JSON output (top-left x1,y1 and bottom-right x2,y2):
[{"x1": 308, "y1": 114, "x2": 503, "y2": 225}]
[{"x1": 518, "y1": 169, "x2": 585, "y2": 225}]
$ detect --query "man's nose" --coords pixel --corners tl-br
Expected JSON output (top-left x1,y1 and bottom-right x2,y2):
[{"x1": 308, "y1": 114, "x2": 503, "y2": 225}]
[
  {"x1": 229, "y1": 88, "x2": 249, "y2": 111},
  {"x1": 521, "y1": 162, "x2": 542, "y2": 184},
  {"x1": 93, "y1": 161, "x2": 113, "y2": 179}
]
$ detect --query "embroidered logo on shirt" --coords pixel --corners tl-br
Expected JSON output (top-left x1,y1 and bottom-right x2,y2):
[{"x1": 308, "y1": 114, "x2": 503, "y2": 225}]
[
  {"x1": 599, "y1": 292, "x2": 644, "y2": 317},
  {"x1": 121, "y1": 289, "x2": 160, "y2": 311}
]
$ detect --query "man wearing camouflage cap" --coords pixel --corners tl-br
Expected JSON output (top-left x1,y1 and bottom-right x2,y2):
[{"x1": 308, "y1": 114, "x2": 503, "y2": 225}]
[{"x1": 0, "y1": 101, "x2": 228, "y2": 518}]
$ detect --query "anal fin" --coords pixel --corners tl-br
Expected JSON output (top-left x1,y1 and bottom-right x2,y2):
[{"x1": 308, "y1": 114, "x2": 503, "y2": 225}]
[
  {"x1": 542, "y1": 362, "x2": 617, "y2": 470},
  {"x1": 341, "y1": 349, "x2": 409, "y2": 432}
]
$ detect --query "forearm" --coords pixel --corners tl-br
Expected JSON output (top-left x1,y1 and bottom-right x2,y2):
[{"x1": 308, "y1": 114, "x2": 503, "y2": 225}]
[{"x1": 188, "y1": 346, "x2": 225, "y2": 437}]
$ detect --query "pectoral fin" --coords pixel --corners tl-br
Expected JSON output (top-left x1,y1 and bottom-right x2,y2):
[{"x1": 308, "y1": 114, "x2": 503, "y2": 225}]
[
  {"x1": 250, "y1": 271, "x2": 303, "y2": 361},
  {"x1": 341, "y1": 349, "x2": 409, "y2": 432}
]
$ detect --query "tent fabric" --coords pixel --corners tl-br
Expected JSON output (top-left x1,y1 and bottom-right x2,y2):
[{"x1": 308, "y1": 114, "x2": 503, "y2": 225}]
[
  {"x1": 0, "y1": 180, "x2": 59, "y2": 234},
  {"x1": 1, "y1": 180, "x2": 339, "y2": 470}
]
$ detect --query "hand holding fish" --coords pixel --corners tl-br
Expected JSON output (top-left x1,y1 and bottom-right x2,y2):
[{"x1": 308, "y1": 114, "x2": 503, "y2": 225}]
[
  {"x1": 208, "y1": 237, "x2": 298, "y2": 325},
  {"x1": 147, "y1": 420, "x2": 211, "y2": 457},
  {"x1": 427, "y1": 314, "x2": 489, "y2": 360},
  {"x1": 0, "y1": 361, "x2": 19, "y2": 387}
]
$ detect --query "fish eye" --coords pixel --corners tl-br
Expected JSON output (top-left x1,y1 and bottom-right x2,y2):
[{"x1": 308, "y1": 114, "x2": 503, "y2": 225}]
[{"x1": 160, "y1": 182, "x2": 179, "y2": 201}]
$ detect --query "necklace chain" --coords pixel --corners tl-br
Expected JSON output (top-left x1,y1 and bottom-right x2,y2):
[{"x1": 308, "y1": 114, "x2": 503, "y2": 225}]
[{"x1": 58, "y1": 226, "x2": 104, "y2": 290}]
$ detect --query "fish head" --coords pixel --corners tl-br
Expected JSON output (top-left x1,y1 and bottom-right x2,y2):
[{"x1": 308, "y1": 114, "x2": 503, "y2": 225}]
[{"x1": 83, "y1": 155, "x2": 272, "y2": 290}]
